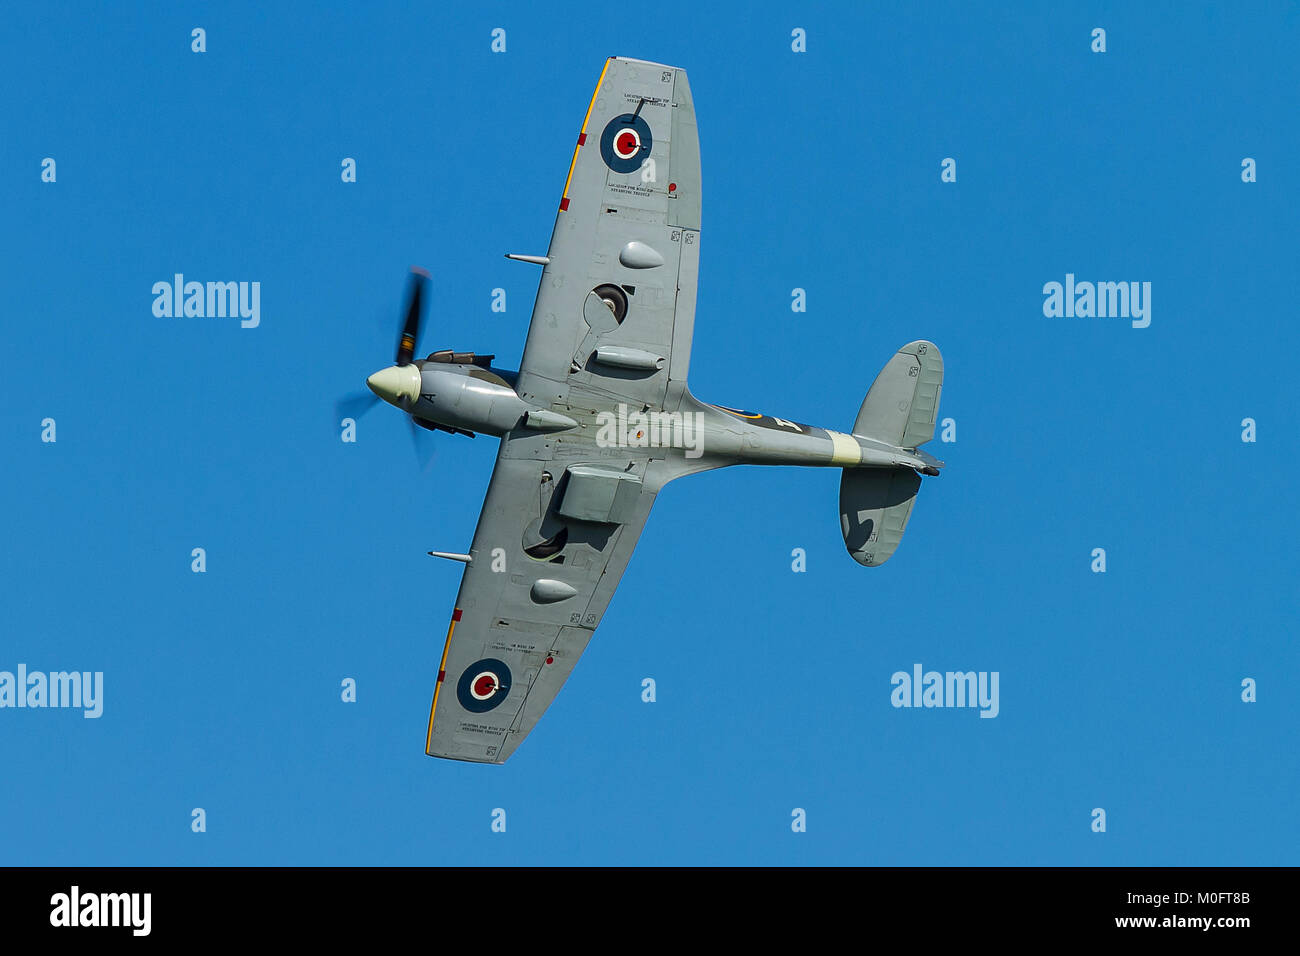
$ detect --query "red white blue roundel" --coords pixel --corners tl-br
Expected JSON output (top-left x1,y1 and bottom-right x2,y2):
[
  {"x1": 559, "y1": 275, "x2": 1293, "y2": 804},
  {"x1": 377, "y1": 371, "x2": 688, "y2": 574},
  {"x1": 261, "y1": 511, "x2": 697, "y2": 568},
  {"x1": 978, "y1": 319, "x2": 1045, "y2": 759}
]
[
  {"x1": 613, "y1": 127, "x2": 641, "y2": 159},
  {"x1": 457, "y1": 658, "x2": 512, "y2": 713},
  {"x1": 599, "y1": 113, "x2": 652, "y2": 174}
]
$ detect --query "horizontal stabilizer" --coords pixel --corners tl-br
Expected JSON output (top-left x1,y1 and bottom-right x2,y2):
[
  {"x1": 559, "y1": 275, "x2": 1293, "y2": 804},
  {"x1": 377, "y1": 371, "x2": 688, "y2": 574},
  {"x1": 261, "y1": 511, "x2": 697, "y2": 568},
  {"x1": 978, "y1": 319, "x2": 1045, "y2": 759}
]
[
  {"x1": 853, "y1": 341, "x2": 943, "y2": 448},
  {"x1": 839, "y1": 468, "x2": 921, "y2": 567}
]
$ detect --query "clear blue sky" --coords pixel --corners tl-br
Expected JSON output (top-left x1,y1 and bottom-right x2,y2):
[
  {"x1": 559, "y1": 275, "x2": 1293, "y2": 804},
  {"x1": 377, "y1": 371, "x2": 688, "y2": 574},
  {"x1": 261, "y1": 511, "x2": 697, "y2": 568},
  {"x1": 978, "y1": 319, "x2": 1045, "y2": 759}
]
[{"x1": 2, "y1": 1, "x2": 1296, "y2": 865}]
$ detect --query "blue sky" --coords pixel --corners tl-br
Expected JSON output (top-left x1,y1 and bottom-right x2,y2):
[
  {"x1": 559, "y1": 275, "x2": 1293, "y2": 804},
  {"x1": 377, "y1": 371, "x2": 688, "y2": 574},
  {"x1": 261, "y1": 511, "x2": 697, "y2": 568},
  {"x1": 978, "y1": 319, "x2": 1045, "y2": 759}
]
[{"x1": 1, "y1": 1, "x2": 1296, "y2": 865}]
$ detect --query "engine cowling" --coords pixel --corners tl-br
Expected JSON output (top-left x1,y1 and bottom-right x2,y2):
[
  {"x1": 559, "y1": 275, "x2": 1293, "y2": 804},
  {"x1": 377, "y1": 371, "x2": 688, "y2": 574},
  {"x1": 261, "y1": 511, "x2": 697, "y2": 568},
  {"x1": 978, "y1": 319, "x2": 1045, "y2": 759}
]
[{"x1": 412, "y1": 363, "x2": 530, "y2": 437}]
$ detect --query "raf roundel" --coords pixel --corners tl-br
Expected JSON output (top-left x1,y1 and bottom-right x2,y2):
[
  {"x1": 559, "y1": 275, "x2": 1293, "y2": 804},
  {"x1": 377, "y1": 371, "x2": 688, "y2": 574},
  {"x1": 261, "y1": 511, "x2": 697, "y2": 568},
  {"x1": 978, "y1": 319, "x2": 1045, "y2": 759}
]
[
  {"x1": 456, "y1": 658, "x2": 512, "y2": 714},
  {"x1": 599, "y1": 113, "x2": 653, "y2": 174},
  {"x1": 614, "y1": 128, "x2": 641, "y2": 159}
]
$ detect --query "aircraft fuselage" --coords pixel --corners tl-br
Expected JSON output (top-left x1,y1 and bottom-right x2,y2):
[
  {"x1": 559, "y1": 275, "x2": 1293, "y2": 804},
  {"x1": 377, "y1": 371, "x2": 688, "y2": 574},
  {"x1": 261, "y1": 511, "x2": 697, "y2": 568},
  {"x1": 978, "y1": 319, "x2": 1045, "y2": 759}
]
[{"x1": 368, "y1": 361, "x2": 942, "y2": 475}]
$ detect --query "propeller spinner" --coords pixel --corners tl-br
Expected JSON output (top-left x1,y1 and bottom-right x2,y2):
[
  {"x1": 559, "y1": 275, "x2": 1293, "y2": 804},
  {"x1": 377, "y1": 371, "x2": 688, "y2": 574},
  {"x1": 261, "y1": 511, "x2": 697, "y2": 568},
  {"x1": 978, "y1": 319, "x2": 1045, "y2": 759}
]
[
  {"x1": 335, "y1": 267, "x2": 438, "y2": 470},
  {"x1": 367, "y1": 268, "x2": 429, "y2": 408}
]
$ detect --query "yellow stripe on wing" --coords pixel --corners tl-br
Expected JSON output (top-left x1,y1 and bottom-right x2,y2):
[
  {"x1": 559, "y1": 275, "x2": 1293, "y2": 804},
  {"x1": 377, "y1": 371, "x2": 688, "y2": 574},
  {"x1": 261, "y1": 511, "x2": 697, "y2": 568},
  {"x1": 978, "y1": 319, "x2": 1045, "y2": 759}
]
[
  {"x1": 560, "y1": 57, "x2": 613, "y2": 207},
  {"x1": 425, "y1": 609, "x2": 461, "y2": 753}
]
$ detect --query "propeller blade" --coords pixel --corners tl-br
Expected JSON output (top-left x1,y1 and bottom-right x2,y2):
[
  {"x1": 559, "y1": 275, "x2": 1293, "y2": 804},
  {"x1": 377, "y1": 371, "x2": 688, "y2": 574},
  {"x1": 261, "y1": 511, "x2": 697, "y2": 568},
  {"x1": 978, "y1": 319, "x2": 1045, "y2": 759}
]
[
  {"x1": 407, "y1": 415, "x2": 437, "y2": 473},
  {"x1": 396, "y1": 267, "x2": 430, "y2": 366},
  {"x1": 336, "y1": 391, "x2": 379, "y2": 424}
]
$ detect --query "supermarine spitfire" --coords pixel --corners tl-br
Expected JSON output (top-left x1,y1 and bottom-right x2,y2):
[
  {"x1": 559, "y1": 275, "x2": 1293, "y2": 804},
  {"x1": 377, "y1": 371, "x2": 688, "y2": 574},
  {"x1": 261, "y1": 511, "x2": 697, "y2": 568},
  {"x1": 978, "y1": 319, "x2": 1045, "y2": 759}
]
[{"x1": 349, "y1": 58, "x2": 946, "y2": 763}]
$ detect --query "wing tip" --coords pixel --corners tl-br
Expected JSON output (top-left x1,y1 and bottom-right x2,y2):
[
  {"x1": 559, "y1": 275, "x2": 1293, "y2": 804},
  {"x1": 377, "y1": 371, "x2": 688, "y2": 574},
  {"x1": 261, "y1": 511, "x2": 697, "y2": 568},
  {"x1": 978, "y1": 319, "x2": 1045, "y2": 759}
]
[
  {"x1": 609, "y1": 55, "x2": 684, "y2": 73},
  {"x1": 424, "y1": 746, "x2": 507, "y2": 765}
]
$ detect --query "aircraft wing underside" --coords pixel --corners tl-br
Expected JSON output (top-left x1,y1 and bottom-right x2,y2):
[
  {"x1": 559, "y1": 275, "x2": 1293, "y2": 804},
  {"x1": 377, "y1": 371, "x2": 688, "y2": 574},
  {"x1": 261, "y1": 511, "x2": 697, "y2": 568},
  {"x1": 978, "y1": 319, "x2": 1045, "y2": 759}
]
[
  {"x1": 425, "y1": 58, "x2": 702, "y2": 763},
  {"x1": 514, "y1": 56, "x2": 702, "y2": 413},
  {"x1": 425, "y1": 436, "x2": 662, "y2": 763}
]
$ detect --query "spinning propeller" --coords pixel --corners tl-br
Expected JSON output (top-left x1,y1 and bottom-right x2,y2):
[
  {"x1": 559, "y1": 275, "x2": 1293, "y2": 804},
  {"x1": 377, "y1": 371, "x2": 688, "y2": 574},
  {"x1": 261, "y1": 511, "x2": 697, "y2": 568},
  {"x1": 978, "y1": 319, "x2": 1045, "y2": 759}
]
[{"x1": 335, "y1": 268, "x2": 436, "y2": 468}]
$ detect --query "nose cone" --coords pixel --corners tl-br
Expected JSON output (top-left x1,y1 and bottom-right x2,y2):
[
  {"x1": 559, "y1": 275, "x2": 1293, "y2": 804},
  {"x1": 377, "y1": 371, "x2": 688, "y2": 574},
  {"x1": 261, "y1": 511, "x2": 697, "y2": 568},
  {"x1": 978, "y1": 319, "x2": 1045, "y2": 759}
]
[{"x1": 367, "y1": 364, "x2": 422, "y2": 406}]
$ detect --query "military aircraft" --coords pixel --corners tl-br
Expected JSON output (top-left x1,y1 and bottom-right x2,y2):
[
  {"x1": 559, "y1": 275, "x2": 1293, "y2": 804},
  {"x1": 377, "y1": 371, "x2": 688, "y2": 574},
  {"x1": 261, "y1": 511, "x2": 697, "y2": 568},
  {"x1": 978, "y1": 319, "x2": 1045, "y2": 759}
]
[{"x1": 349, "y1": 57, "x2": 946, "y2": 763}]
